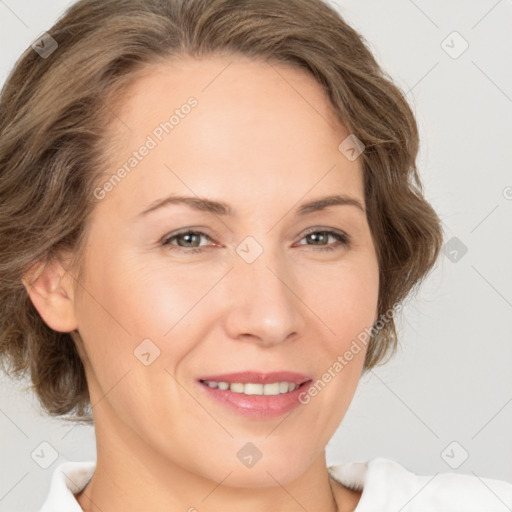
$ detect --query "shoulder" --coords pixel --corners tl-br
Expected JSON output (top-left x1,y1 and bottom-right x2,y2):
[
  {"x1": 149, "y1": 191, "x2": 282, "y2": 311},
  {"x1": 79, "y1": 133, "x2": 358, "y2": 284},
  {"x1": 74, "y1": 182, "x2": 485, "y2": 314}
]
[
  {"x1": 38, "y1": 460, "x2": 96, "y2": 512},
  {"x1": 328, "y1": 457, "x2": 512, "y2": 511}
]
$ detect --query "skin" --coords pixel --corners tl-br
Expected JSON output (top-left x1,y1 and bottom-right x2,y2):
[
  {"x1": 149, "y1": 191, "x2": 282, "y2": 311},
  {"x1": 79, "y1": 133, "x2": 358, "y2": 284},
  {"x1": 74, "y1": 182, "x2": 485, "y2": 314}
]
[{"x1": 24, "y1": 54, "x2": 379, "y2": 512}]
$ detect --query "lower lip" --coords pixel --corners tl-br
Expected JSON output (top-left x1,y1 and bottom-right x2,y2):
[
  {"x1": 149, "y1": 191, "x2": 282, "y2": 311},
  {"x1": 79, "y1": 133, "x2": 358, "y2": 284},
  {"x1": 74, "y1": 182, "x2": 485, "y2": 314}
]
[{"x1": 197, "y1": 381, "x2": 313, "y2": 419}]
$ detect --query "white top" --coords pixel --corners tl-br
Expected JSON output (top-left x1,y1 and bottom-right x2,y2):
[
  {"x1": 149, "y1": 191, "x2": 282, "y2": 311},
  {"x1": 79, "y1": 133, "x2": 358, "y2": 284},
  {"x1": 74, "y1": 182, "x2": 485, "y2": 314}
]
[{"x1": 39, "y1": 458, "x2": 512, "y2": 511}]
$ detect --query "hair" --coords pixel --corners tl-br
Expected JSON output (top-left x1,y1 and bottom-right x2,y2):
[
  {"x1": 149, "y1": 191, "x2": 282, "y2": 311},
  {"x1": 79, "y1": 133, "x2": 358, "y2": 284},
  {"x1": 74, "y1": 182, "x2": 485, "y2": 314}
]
[{"x1": 0, "y1": 0, "x2": 443, "y2": 423}]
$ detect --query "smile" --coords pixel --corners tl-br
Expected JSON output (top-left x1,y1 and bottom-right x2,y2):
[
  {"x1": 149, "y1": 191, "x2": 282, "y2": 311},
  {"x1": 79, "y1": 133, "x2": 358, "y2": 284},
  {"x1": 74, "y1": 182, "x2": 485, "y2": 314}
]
[
  {"x1": 196, "y1": 371, "x2": 314, "y2": 418},
  {"x1": 200, "y1": 380, "x2": 300, "y2": 395}
]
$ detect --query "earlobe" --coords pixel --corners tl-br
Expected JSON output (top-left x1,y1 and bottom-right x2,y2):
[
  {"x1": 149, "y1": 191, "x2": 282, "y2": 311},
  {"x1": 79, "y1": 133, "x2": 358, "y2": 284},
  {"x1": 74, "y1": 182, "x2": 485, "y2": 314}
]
[{"x1": 22, "y1": 258, "x2": 79, "y2": 333}]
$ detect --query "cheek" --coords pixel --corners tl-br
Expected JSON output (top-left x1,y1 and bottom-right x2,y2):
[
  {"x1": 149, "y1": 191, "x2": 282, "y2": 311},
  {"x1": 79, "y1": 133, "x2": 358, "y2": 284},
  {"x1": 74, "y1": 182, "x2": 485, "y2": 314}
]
[
  {"x1": 307, "y1": 254, "x2": 379, "y2": 350},
  {"x1": 71, "y1": 249, "x2": 171, "y2": 373},
  {"x1": 81, "y1": 245, "x2": 201, "y2": 333},
  {"x1": 72, "y1": 250, "x2": 199, "y2": 425},
  {"x1": 75, "y1": 251, "x2": 219, "y2": 396},
  {"x1": 115, "y1": 258, "x2": 221, "y2": 344}
]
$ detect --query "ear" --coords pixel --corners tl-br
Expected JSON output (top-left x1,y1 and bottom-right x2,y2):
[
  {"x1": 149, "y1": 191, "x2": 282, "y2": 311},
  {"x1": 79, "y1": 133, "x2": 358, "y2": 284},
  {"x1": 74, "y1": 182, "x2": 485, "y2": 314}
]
[{"x1": 22, "y1": 256, "x2": 78, "y2": 333}]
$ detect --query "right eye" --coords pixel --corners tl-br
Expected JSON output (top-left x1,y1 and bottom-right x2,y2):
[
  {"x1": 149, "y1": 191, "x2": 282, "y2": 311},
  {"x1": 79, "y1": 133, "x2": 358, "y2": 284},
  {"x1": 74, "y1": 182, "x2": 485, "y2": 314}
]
[{"x1": 161, "y1": 230, "x2": 214, "y2": 254}]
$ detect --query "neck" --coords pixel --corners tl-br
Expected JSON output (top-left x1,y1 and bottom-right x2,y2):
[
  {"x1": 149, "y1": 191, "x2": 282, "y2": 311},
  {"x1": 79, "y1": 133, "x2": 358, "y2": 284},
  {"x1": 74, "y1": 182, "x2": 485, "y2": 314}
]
[{"x1": 74, "y1": 415, "x2": 358, "y2": 512}]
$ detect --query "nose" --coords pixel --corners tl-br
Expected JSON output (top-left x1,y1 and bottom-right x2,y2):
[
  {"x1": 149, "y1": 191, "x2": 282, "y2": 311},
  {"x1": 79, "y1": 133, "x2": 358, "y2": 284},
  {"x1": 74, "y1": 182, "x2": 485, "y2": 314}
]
[{"x1": 222, "y1": 253, "x2": 306, "y2": 347}]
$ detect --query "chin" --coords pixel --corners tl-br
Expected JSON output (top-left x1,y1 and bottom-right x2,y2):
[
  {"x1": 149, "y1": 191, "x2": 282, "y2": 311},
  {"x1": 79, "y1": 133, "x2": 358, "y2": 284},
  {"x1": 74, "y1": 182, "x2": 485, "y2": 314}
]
[
  {"x1": 217, "y1": 465, "x2": 306, "y2": 489},
  {"x1": 201, "y1": 448, "x2": 313, "y2": 489}
]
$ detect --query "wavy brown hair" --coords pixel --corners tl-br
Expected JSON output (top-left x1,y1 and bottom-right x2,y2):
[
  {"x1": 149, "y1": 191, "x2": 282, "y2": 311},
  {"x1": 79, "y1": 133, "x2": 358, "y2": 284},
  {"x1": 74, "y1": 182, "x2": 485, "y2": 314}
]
[{"x1": 0, "y1": 0, "x2": 443, "y2": 423}]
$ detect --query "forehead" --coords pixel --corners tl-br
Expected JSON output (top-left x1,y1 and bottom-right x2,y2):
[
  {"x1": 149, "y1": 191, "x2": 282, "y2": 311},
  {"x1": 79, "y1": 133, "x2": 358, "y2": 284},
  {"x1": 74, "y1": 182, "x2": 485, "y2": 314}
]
[
  {"x1": 116, "y1": 53, "x2": 343, "y2": 125},
  {"x1": 110, "y1": 53, "x2": 350, "y2": 151},
  {"x1": 97, "y1": 54, "x2": 364, "y2": 218}
]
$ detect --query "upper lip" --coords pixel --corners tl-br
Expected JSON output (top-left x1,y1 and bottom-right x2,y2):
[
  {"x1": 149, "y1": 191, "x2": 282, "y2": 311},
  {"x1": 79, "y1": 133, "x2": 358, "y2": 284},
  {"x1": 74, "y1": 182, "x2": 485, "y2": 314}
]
[{"x1": 197, "y1": 371, "x2": 312, "y2": 385}]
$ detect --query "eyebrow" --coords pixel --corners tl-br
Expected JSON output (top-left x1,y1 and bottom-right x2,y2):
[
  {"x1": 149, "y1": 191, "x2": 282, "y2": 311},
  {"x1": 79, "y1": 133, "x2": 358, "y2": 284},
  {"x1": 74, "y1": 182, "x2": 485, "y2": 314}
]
[{"x1": 137, "y1": 193, "x2": 365, "y2": 218}]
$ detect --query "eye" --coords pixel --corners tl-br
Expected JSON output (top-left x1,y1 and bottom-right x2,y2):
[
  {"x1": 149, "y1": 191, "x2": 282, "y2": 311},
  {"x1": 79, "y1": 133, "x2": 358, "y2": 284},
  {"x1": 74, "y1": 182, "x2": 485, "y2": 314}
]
[
  {"x1": 295, "y1": 229, "x2": 350, "y2": 252},
  {"x1": 161, "y1": 228, "x2": 350, "y2": 254},
  {"x1": 161, "y1": 230, "x2": 214, "y2": 254}
]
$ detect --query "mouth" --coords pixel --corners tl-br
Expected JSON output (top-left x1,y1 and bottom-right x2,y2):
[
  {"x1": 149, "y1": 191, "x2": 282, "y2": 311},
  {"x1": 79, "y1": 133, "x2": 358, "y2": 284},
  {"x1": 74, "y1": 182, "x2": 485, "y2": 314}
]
[
  {"x1": 196, "y1": 371, "x2": 313, "y2": 419},
  {"x1": 199, "y1": 380, "x2": 310, "y2": 395}
]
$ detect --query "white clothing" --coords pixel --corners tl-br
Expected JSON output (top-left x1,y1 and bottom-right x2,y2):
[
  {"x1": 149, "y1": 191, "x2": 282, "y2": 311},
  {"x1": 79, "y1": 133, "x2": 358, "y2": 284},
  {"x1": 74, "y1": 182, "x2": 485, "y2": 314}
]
[{"x1": 39, "y1": 458, "x2": 512, "y2": 511}]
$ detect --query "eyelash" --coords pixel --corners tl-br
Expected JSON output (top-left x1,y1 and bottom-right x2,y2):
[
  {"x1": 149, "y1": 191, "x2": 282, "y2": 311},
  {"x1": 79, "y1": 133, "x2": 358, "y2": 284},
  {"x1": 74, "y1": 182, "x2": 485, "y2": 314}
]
[{"x1": 161, "y1": 228, "x2": 350, "y2": 254}]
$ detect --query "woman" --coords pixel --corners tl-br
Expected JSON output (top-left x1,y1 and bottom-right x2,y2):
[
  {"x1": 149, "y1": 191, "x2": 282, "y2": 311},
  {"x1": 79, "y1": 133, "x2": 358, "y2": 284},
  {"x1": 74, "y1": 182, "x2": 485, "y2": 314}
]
[{"x1": 0, "y1": 0, "x2": 510, "y2": 510}]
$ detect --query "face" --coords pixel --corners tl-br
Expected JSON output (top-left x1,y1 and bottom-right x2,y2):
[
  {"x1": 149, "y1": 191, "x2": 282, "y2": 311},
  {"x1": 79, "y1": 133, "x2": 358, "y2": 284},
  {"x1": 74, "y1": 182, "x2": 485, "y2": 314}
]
[{"x1": 66, "y1": 55, "x2": 379, "y2": 486}]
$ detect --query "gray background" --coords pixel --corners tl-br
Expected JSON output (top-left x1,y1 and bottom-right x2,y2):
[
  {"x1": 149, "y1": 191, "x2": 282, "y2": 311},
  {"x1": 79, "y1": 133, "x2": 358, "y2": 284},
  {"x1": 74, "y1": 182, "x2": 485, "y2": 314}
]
[{"x1": 1, "y1": 1, "x2": 511, "y2": 510}]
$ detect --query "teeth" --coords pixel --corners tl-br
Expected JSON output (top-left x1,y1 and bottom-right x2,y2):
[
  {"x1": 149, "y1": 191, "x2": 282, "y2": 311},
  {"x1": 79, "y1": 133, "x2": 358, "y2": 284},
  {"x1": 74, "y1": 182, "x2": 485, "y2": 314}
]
[
  {"x1": 202, "y1": 380, "x2": 300, "y2": 395},
  {"x1": 230, "y1": 382, "x2": 245, "y2": 393},
  {"x1": 263, "y1": 383, "x2": 280, "y2": 395}
]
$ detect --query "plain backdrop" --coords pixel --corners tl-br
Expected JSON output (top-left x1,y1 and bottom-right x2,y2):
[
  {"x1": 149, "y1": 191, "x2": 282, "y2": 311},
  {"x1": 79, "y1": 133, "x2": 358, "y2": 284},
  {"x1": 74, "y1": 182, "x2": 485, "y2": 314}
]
[{"x1": 1, "y1": 1, "x2": 511, "y2": 510}]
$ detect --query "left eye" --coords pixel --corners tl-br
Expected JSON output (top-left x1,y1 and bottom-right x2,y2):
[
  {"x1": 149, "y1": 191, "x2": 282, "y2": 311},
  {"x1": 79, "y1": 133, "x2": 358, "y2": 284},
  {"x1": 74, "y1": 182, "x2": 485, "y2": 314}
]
[
  {"x1": 161, "y1": 229, "x2": 350, "y2": 253},
  {"x1": 296, "y1": 229, "x2": 349, "y2": 251}
]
